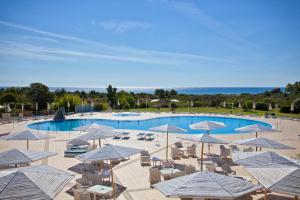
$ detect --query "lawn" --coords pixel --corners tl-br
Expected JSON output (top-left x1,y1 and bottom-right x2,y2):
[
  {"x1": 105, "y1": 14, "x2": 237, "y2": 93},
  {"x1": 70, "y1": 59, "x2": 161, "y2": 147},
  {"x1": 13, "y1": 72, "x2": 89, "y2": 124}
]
[{"x1": 121, "y1": 107, "x2": 300, "y2": 119}]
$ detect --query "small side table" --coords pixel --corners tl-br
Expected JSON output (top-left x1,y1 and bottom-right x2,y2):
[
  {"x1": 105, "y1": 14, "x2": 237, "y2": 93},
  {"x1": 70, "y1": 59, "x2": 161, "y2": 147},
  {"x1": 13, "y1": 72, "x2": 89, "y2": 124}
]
[{"x1": 87, "y1": 185, "x2": 113, "y2": 200}]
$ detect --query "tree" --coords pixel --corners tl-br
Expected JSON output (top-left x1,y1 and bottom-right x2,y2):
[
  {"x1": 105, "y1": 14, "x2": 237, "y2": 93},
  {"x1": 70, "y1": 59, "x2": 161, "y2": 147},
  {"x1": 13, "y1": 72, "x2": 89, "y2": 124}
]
[
  {"x1": 58, "y1": 94, "x2": 81, "y2": 112},
  {"x1": 154, "y1": 89, "x2": 165, "y2": 98},
  {"x1": 271, "y1": 88, "x2": 281, "y2": 94},
  {"x1": 27, "y1": 83, "x2": 53, "y2": 110},
  {"x1": 106, "y1": 85, "x2": 117, "y2": 108},
  {"x1": 170, "y1": 89, "x2": 178, "y2": 96},
  {"x1": 0, "y1": 92, "x2": 17, "y2": 104},
  {"x1": 286, "y1": 81, "x2": 300, "y2": 94}
]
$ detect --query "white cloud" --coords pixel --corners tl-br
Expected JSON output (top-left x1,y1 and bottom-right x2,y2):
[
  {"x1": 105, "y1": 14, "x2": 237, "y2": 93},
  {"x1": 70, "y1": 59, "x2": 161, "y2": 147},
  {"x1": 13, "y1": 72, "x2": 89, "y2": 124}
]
[
  {"x1": 93, "y1": 20, "x2": 152, "y2": 33},
  {"x1": 0, "y1": 20, "x2": 235, "y2": 64}
]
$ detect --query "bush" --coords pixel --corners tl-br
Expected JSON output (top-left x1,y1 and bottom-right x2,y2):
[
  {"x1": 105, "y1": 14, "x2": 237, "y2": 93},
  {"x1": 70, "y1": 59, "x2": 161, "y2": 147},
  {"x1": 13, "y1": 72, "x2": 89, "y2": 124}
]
[
  {"x1": 255, "y1": 102, "x2": 268, "y2": 111},
  {"x1": 94, "y1": 102, "x2": 109, "y2": 111},
  {"x1": 280, "y1": 105, "x2": 291, "y2": 113}
]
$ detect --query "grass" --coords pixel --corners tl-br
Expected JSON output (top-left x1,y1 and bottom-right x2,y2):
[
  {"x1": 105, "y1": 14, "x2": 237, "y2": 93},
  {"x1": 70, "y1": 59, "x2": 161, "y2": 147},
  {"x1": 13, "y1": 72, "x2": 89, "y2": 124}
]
[{"x1": 120, "y1": 107, "x2": 300, "y2": 119}]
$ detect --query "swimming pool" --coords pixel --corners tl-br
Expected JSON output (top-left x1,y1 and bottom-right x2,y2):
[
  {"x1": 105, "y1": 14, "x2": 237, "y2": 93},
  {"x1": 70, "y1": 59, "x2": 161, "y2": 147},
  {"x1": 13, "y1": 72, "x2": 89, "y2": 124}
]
[{"x1": 28, "y1": 116, "x2": 272, "y2": 134}]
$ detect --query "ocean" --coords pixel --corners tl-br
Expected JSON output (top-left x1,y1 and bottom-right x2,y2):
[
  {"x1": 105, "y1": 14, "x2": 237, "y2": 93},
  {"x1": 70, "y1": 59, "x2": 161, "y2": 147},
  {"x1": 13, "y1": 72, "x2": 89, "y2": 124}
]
[
  {"x1": 47, "y1": 87, "x2": 282, "y2": 95},
  {"x1": 1, "y1": 86, "x2": 283, "y2": 95}
]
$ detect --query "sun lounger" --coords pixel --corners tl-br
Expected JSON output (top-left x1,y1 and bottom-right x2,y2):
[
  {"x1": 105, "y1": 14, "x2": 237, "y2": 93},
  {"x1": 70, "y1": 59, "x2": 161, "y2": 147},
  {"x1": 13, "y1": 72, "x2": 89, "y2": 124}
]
[
  {"x1": 64, "y1": 147, "x2": 88, "y2": 157},
  {"x1": 145, "y1": 133, "x2": 155, "y2": 141},
  {"x1": 121, "y1": 132, "x2": 130, "y2": 140},
  {"x1": 137, "y1": 132, "x2": 146, "y2": 140}
]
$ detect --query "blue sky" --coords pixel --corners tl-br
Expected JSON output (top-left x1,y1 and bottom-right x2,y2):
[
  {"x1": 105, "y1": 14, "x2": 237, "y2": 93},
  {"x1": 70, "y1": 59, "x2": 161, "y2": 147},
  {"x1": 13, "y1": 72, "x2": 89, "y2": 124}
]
[{"x1": 0, "y1": 0, "x2": 299, "y2": 88}]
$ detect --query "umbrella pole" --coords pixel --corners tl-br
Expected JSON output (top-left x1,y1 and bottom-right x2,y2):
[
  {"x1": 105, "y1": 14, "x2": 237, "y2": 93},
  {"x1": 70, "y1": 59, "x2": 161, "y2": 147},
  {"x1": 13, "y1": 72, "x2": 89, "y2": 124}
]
[
  {"x1": 166, "y1": 131, "x2": 169, "y2": 160},
  {"x1": 207, "y1": 131, "x2": 211, "y2": 154},
  {"x1": 255, "y1": 132, "x2": 258, "y2": 151},
  {"x1": 200, "y1": 142, "x2": 204, "y2": 171},
  {"x1": 99, "y1": 139, "x2": 101, "y2": 148},
  {"x1": 27, "y1": 140, "x2": 29, "y2": 150},
  {"x1": 110, "y1": 160, "x2": 116, "y2": 200},
  {"x1": 93, "y1": 140, "x2": 96, "y2": 149}
]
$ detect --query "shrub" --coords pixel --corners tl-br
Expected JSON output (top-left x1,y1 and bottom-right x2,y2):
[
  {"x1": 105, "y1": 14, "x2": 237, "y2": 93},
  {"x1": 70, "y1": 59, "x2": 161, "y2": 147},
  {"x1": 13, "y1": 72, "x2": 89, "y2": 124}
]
[
  {"x1": 255, "y1": 102, "x2": 268, "y2": 111},
  {"x1": 94, "y1": 102, "x2": 109, "y2": 111},
  {"x1": 280, "y1": 105, "x2": 291, "y2": 113}
]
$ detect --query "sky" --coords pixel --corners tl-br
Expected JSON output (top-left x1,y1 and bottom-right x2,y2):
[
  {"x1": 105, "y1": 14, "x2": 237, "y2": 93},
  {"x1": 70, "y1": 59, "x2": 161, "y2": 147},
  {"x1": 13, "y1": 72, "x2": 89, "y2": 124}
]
[{"x1": 0, "y1": 0, "x2": 299, "y2": 88}]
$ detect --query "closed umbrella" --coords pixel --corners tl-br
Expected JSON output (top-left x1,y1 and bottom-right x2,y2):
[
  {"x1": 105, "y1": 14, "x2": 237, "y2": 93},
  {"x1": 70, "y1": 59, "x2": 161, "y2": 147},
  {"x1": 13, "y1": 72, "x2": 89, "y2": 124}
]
[
  {"x1": 149, "y1": 124, "x2": 186, "y2": 160},
  {"x1": 154, "y1": 171, "x2": 261, "y2": 199},
  {"x1": 253, "y1": 101, "x2": 256, "y2": 109},
  {"x1": 6, "y1": 104, "x2": 11, "y2": 113},
  {"x1": 180, "y1": 134, "x2": 228, "y2": 170},
  {"x1": 137, "y1": 99, "x2": 140, "y2": 108},
  {"x1": 76, "y1": 144, "x2": 143, "y2": 198},
  {"x1": 0, "y1": 165, "x2": 73, "y2": 200},
  {"x1": 190, "y1": 100, "x2": 194, "y2": 107},
  {"x1": 0, "y1": 148, "x2": 57, "y2": 167},
  {"x1": 291, "y1": 103, "x2": 294, "y2": 112},
  {"x1": 21, "y1": 103, "x2": 24, "y2": 113},
  {"x1": 1, "y1": 130, "x2": 54, "y2": 150},
  {"x1": 269, "y1": 103, "x2": 272, "y2": 110},
  {"x1": 238, "y1": 102, "x2": 242, "y2": 108},
  {"x1": 223, "y1": 101, "x2": 226, "y2": 108},
  {"x1": 91, "y1": 101, "x2": 94, "y2": 113}
]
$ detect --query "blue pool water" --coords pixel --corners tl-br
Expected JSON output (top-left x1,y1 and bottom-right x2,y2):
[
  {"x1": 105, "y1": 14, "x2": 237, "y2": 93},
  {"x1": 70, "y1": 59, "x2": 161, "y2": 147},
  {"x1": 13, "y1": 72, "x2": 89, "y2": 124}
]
[{"x1": 28, "y1": 116, "x2": 271, "y2": 134}]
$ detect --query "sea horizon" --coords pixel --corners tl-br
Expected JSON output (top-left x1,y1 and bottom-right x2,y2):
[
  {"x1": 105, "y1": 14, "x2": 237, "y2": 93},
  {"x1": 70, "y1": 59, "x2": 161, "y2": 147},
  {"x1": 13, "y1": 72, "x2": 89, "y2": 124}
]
[{"x1": 1, "y1": 86, "x2": 284, "y2": 95}]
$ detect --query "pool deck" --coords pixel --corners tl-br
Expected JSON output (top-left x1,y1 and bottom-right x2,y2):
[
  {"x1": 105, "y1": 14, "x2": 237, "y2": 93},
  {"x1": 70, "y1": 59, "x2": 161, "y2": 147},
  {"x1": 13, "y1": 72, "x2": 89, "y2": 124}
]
[{"x1": 0, "y1": 112, "x2": 299, "y2": 200}]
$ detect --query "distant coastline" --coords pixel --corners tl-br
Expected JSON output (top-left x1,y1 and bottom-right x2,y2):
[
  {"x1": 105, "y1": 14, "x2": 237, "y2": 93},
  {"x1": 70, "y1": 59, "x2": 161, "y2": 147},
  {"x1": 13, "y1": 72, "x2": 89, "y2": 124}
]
[{"x1": 0, "y1": 86, "x2": 284, "y2": 95}]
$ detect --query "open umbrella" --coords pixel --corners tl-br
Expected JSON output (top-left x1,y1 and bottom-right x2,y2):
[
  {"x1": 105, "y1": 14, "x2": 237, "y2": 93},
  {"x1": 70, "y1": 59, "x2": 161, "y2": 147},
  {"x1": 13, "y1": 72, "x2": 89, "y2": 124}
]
[
  {"x1": 235, "y1": 124, "x2": 279, "y2": 151},
  {"x1": 76, "y1": 144, "x2": 142, "y2": 198},
  {"x1": 1, "y1": 130, "x2": 54, "y2": 150},
  {"x1": 232, "y1": 151, "x2": 298, "y2": 168},
  {"x1": 74, "y1": 123, "x2": 118, "y2": 147},
  {"x1": 0, "y1": 165, "x2": 73, "y2": 200},
  {"x1": 154, "y1": 171, "x2": 261, "y2": 199},
  {"x1": 190, "y1": 121, "x2": 226, "y2": 154},
  {"x1": 246, "y1": 166, "x2": 300, "y2": 199},
  {"x1": 180, "y1": 134, "x2": 228, "y2": 170},
  {"x1": 149, "y1": 124, "x2": 186, "y2": 160},
  {"x1": 170, "y1": 99, "x2": 179, "y2": 103},
  {"x1": 0, "y1": 148, "x2": 57, "y2": 167},
  {"x1": 150, "y1": 99, "x2": 159, "y2": 103},
  {"x1": 235, "y1": 137, "x2": 294, "y2": 150},
  {"x1": 190, "y1": 121, "x2": 226, "y2": 132}
]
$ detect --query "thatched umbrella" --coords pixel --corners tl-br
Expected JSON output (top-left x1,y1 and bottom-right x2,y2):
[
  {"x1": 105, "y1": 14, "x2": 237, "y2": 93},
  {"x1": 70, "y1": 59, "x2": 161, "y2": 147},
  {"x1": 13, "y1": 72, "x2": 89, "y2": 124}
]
[
  {"x1": 0, "y1": 148, "x2": 57, "y2": 167},
  {"x1": 149, "y1": 124, "x2": 186, "y2": 160},
  {"x1": 1, "y1": 130, "x2": 54, "y2": 150},
  {"x1": 154, "y1": 171, "x2": 261, "y2": 199},
  {"x1": 76, "y1": 144, "x2": 143, "y2": 199},
  {"x1": 0, "y1": 165, "x2": 73, "y2": 200},
  {"x1": 180, "y1": 134, "x2": 228, "y2": 170}
]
